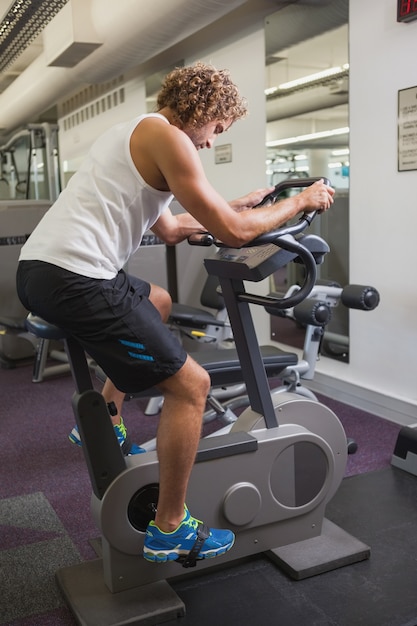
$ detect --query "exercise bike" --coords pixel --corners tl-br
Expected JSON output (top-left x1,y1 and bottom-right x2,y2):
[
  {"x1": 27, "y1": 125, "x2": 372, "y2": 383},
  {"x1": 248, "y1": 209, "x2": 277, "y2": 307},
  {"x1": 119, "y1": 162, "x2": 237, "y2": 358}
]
[{"x1": 26, "y1": 178, "x2": 371, "y2": 626}]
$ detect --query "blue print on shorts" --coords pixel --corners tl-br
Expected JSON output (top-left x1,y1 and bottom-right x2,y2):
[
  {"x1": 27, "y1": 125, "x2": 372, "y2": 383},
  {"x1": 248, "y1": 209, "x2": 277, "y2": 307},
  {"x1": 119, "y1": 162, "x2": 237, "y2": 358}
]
[{"x1": 119, "y1": 338, "x2": 154, "y2": 362}]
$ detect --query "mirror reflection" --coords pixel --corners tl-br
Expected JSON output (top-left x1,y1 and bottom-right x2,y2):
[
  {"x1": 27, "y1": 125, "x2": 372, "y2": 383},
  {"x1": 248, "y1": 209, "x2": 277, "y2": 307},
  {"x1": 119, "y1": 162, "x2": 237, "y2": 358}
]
[{"x1": 264, "y1": 5, "x2": 349, "y2": 361}]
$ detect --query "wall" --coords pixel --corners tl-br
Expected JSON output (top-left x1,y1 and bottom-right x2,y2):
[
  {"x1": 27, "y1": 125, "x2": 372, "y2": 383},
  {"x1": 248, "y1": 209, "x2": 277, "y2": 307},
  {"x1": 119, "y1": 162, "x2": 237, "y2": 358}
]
[{"x1": 307, "y1": 0, "x2": 417, "y2": 424}]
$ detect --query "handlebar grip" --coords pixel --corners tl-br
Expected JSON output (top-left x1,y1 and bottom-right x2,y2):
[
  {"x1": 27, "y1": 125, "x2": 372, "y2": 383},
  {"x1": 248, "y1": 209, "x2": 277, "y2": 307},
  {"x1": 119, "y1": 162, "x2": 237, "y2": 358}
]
[{"x1": 187, "y1": 233, "x2": 215, "y2": 246}]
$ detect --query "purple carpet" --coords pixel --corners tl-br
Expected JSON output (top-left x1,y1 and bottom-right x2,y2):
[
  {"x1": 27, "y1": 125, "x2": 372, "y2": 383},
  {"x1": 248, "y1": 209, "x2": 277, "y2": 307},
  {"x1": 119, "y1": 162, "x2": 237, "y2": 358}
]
[{"x1": 0, "y1": 362, "x2": 402, "y2": 625}]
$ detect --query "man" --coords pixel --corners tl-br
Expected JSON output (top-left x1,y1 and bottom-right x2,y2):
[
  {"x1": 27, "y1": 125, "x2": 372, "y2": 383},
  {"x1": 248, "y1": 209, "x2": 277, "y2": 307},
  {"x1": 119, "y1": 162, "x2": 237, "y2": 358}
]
[{"x1": 17, "y1": 62, "x2": 334, "y2": 564}]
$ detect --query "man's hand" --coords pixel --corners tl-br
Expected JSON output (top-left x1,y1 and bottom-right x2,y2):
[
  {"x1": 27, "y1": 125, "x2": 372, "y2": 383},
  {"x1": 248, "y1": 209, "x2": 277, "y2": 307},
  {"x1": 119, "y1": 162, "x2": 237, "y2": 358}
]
[
  {"x1": 297, "y1": 179, "x2": 335, "y2": 213},
  {"x1": 229, "y1": 187, "x2": 275, "y2": 212}
]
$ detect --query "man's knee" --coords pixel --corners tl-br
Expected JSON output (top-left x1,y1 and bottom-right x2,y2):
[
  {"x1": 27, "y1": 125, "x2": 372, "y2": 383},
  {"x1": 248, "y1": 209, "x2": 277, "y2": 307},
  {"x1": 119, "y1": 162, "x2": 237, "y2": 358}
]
[
  {"x1": 180, "y1": 357, "x2": 210, "y2": 395},
  {"x1": 160, "y1": 357, "x2": 210, "y2": 400},
  {"x1": 191, "y1": 361, "x2": 211, "y2": 396}
]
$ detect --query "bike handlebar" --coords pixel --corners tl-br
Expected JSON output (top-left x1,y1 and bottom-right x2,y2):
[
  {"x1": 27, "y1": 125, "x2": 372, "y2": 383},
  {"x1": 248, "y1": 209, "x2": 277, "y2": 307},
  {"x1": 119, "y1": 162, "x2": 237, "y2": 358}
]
[
  {"x1": 253, "y1": 176, "x2": 331, "y2": 208},
  {"x1": 237, "y1": 233, "x2": 319, "y2": 310},
  {"x1": 192, "y1": 177, "x2": 332, "y2": 309}
]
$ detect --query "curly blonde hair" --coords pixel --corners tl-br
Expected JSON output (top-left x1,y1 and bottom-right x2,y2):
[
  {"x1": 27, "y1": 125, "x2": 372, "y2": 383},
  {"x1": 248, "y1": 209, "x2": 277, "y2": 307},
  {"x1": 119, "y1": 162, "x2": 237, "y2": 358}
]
[{"x1": 156, "y1": 62, "x2": 248, "y2": 129}]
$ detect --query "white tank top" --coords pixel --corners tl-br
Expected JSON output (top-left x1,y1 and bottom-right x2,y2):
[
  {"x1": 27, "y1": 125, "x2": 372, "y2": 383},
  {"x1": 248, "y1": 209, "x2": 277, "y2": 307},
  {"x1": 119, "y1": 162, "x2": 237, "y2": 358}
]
[{"x1": 19, "y1": 113, "x2": 173, "y2": 279}]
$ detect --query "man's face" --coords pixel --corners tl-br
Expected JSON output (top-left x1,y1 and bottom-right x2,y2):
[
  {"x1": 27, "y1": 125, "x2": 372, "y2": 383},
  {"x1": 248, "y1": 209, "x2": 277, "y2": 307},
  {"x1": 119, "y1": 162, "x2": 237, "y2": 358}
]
[{"x1": 185, "y1": 119, "x2": 233, "y2": 150}]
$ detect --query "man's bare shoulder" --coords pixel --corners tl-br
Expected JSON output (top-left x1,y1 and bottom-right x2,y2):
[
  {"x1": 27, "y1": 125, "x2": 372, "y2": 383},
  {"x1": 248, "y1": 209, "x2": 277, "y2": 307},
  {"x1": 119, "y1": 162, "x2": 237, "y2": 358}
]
[
  {"x1": 132, "y1": 115, "x2": 193, "y2": 156},
  {"x1": 130, "y1": 115, "x2": 198, "y2": 190}
]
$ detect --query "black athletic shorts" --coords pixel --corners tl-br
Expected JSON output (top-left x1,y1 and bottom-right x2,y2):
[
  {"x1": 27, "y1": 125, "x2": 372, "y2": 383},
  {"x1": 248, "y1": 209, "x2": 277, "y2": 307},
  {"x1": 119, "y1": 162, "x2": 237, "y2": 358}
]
[{"x1": 16, "y1": 260, "x2": 187, "y2": 393}]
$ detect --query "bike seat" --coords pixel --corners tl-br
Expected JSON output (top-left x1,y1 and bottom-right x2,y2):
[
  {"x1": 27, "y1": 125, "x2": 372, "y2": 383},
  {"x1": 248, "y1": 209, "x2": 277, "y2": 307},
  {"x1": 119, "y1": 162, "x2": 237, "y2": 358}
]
[{"x1": 192, "y1": 345, "x2": 297, "y2": 387}]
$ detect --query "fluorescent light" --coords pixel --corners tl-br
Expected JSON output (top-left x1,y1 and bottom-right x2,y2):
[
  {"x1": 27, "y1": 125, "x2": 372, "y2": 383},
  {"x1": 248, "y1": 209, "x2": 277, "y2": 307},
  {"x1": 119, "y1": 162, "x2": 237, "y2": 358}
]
[
  {"x1": 266, "y1": 127, "x2": 349, "y2": 148},
  {"x1": 265, "y1": 64, "x2": 349, "y2": 95},
  {"x1": 331, "y1": 148, "x2": 350, "y2": 156},
  {"x1": 279, "y1": 65, "x2": 348, "y2": 90},
  {"x1": 265, "y1": 86, "x2": 278, "y2": 96}
]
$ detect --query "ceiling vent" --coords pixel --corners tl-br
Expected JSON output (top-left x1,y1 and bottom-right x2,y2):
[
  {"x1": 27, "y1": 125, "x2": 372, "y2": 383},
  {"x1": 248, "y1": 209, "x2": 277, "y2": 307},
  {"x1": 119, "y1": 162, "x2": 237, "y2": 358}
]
[
  {"x1": 0, "y1": 0, "x2": 68, "y2": 73},
  {"x1": 44, "y1": 0, "x2": 102, "y2": 68}
]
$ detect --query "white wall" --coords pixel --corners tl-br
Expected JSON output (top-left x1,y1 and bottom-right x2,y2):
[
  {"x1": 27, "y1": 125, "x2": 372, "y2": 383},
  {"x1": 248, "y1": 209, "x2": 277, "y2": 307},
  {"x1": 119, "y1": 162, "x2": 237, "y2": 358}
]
[
  {"x1": 188, "y1": 30, "x2": 267, "y2": 198},
  {"x1": 308, "y1": 0, "x2": 417, "y2": 424}
]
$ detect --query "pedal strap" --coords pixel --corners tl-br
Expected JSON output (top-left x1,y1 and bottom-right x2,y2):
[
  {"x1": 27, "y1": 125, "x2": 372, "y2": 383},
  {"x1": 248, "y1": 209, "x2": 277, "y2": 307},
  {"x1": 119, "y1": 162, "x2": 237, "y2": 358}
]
[
  {"x1": 178, "y1": 523, "x2": 210, "y2": 568},
  {"x1": 121, "y1": 433, "x2": 132, "y2": 456}
]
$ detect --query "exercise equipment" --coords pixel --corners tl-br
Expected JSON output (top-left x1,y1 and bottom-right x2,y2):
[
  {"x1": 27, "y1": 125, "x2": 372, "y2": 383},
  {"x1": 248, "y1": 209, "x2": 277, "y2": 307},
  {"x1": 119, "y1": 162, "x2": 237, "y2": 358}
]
[
  {"x1": 0, "y1": 200, "x2": 50, "y2": 368},
  {"x1": 168, "y1": 273, "x2": 232, "y2": 347},
  {"x1": 139, "y1": 277, "x2": 379, "y2": 442},
  {"x1": 0, "y1": 198, "x2": 73, "y2": 375},
  {"x1": 391, "y1": 426, "x2": 417, "y2": 476},
  {"x1": 26, "y1": 178, "x2": 371, "y2": 626}
]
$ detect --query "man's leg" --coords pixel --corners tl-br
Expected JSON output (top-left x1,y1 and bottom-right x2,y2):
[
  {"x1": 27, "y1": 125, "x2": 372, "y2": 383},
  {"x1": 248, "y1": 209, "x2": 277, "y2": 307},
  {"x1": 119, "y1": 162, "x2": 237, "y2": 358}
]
[
  {"x1": 143, "y1": 356, "x2": 235, "y2": 563},
  {"x1": 103, "y1": 345, "x2": 210, "y2": 528},
  {"x1": 102, "y1": 282, "x2": 172, "y2": 425},
  {"x1": 152, "y1": 355, "x2": 210, "y2": 531}
]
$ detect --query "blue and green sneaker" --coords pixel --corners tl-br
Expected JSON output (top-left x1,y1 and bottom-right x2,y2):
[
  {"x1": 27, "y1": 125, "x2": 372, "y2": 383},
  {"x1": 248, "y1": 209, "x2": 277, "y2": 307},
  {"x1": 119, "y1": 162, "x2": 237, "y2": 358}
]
[
  {"x1": 68, "y1": 417, "x2": 145, "y2": 456},
  {"x1": 143, "y1": 505, "x2": 235, "y2": 566}
]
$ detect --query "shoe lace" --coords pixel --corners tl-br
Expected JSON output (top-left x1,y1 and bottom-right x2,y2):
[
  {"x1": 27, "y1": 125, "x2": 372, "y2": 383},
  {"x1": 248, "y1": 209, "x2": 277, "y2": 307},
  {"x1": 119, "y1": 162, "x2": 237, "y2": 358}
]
[{"x1": 183, "y1": 515, "x2": 201, "y2": 531}]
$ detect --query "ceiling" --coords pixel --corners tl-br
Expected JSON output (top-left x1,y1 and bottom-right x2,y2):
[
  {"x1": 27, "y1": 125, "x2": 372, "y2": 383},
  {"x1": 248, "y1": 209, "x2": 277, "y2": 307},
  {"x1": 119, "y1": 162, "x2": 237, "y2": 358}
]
[{"x1": 0, "y1": 0, "x2": 348, "y2": 150}]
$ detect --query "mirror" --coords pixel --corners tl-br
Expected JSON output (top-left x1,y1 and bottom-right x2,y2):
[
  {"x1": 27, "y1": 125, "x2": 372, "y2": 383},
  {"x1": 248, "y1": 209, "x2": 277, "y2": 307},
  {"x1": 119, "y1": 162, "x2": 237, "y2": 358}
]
[{"x1": 264, "y1": 3, "x2": 349, "y2": 361}]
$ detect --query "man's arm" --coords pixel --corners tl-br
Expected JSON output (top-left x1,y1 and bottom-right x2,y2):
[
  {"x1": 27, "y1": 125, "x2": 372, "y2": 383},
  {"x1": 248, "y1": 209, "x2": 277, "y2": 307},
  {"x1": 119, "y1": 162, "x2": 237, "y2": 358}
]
[
  {"x1": 132, "y1": 118, "x2": 335, "y2": 247},
  {"x1": 151, "y1": 186, "x2": 274, "y2": 245},
  {"x1": 157, "y1": 132, "x2": 334, "y2": 246}
]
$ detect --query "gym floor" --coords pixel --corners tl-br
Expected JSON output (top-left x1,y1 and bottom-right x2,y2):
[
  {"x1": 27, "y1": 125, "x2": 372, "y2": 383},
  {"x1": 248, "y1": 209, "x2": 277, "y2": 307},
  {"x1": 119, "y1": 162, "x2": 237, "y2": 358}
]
[
  {"x1": 164, "y1": 467, "x2": 417, "y2": 626},
  {"x1": 2, "y1": 362, "x2": 416, "y2": 626}
]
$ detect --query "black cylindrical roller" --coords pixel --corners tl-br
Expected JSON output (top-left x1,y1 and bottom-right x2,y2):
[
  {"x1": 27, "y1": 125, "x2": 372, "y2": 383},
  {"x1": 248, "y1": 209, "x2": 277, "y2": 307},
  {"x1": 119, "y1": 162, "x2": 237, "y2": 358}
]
[
  {"x1": 293, "y1": 299, "x2": 331, "y2": 327},
  {"x1": 341, "y1": 285, "x2": 380, "y2": 311}
]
